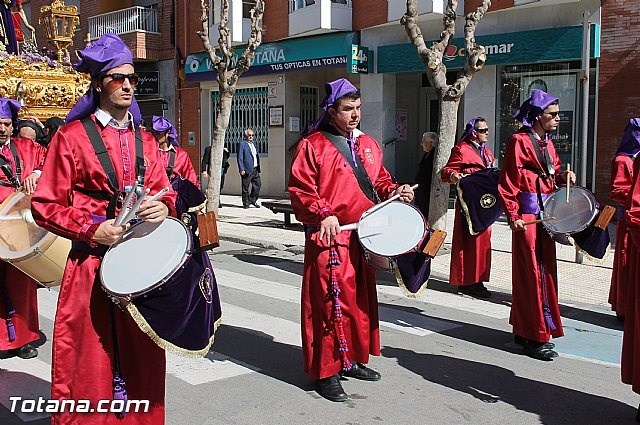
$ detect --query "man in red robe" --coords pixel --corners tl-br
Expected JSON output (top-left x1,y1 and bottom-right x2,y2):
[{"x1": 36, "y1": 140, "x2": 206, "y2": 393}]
[
  {"x1": 498, "y1": 89, "x2": 574, "y2": 361},
  {"x1": 289, "y1": 78, "x2": 414, "y2": 402},
  {"x1": 0, "y1": 97, "x2": 45, "y2": 360},
  {"x1": 31, "y1": 34, "x2": 175, "y2": 425},
  {"x1": 442, "y1": 117, "x2": 495, "y2": 298},
  {"x1": 610, "y1": 118, "x2": 640, "y2": 321},
  {"x1": 150, "y1": 115, "x2": 199, "y2": 187}
]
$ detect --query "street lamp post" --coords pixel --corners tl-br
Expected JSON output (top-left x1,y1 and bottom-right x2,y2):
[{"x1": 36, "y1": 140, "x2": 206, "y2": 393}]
[{"x1": 39, "y1": 0, "x2": 80, "y2": 62}]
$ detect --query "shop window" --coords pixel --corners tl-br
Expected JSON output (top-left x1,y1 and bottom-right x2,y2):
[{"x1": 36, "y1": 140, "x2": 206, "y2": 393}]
[
  {"x1": 211, "y1": 87, "x2": 269, "y2": 155},
  {"x1": 300, "y1": 85, "x2": 319, "y2": 135},
  {"x1": 496, "y1": 62, "x2": 580, "y2": 168}
]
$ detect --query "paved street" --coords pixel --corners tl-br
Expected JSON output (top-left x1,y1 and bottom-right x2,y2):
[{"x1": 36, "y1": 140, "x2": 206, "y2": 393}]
[{"x1": 0, "y1": 195, "x2": 636, "y2": 424}]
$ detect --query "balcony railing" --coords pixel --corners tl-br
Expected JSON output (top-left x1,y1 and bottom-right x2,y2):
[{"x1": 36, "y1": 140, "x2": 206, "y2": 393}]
[
  {"x1": 289, "y1": 0, "x2": 351, "y2": 13},
  {"x1": 88, "y1": 6, "x2": 159, "y2": 40}
]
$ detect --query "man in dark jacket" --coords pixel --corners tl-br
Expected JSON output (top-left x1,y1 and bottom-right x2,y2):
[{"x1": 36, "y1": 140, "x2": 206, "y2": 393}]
[{"x1": 237, "y1": 128, "x2": 261, "y2": 208}]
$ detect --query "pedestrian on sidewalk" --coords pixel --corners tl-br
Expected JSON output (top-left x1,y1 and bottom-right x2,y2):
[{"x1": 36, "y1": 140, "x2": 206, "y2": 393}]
[
  {"x1": 237, "y1": 128, "x2": 261, "y2": 208},
  {"x1": 441, "y1": 117, "x2": 495, "y2": 298},
  {"x1": 288, "y1": 77, "x2": 414, "y2": 402},
  {"x1": 414, "y1": 131, "x2": 437, "y2": 219},
  {"x1": 0, "y1": 97, "x2": 46, "y2": 360},
  {"x1": 609, "y1": 118, "x2": 640, "y2": 322},
  {"x1": 498, "y1": 89, "x2": 575, "y2": 361}
]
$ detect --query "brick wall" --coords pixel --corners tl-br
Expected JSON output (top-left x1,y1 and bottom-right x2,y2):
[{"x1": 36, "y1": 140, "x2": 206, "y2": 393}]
[
  {"x1": 353, "y1": 0, "x2": 386, "y2": 30},
  {"x1": 263, "y1": 0, "x2": 288, "y2": 42},
  {"x1": 176, "y1": 87, "x2": 202, "y2": 173},
  {"x1": 596, "y1": 0, "x2": 640, "y2": 201}
]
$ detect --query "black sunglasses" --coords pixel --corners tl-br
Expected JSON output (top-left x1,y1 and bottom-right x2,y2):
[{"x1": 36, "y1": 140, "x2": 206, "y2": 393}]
[
  {"x1": 475, "y1": 128, "x2": 489, "y2": 134},
  {"x1": 101, "y1": 72, "x2": 139, "y2": 86},
  {"x1": 544, "y1": 111, "x2": 560, "y2": 118}
]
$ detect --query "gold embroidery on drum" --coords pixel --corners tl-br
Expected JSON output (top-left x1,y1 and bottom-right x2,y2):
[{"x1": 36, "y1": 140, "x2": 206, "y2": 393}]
[
  {"x1": 480, "y1": 193, "x2": 497, "y2": 209},
  {"x1": 199, "y1": 268, "x2": 214, "y2": 304}
]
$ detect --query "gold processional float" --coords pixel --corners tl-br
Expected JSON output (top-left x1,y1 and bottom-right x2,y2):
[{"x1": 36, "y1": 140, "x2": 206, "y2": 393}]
[
  {"x1": 0, "y1": 1, "x2": 86, "y2": 286},
  {"x1": 0, "y1": 0, "x2": 88, "y2": 121}
]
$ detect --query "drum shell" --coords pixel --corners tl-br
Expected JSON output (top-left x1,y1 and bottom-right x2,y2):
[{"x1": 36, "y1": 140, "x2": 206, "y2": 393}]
[
  {"x1": 0, "y1": 191, "x2": 71, "y2": 286},
  {"x1": 542, "y1": 186, "x2": 599, "y2": 236}
]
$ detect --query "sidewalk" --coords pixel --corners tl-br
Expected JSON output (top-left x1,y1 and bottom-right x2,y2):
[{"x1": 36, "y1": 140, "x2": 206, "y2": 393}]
[{"x1": 215, "y1": 194, "x2": 616, "y2": 310}]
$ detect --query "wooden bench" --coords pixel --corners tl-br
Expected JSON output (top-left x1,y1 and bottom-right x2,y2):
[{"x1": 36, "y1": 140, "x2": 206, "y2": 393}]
[{"x1": 262, "y1": 200, "x2": 295, "y2": 225}]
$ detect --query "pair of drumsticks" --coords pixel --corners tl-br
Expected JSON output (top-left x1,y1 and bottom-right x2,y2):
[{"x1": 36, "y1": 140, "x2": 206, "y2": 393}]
[{"x1": 114, "y1": 185, "x2": 170, "y2": 226}]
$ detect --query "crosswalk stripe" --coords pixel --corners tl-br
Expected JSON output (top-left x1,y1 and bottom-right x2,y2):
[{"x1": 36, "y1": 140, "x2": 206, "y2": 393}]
[
  {"x1": 247, "y1": 263, "x2": 511, "y2": 319},
  {"x1": 166, "y1": 351, "x2": 258, "y2": 385},
  {"x1": 215, "y1": 268, "x2": 459, "y2": 336}
]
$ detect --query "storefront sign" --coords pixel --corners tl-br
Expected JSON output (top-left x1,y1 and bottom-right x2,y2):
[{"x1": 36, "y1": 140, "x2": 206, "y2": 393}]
[
  {"x1": 377, "y1": 25, "x2": 600, "y2": 73},
  {"x1": 348, "y1": 44, "x2": 370, "y2": 74},
  {"x1": 134, "y1": 71, "x2": 160, "y2": 95},
  {"x1": 185, "y1": 32, "x2": 357, "y2": 81}
]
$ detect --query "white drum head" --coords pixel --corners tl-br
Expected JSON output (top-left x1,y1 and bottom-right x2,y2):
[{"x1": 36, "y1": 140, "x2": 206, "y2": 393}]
[
  {"x1": 357, "y1": 202, "x2": 426, "y2": 257},
  {"x1": 0, "y1": 192, "x2": 49, "y2": 260},
  {"x1": 542, "y1": 186, "x2": 598, "y2": 235},
  {"x1": 100, "y1": 217, "x2": 191, "y2": 297}
]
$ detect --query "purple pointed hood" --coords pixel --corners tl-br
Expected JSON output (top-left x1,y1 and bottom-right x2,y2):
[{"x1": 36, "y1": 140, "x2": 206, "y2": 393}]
[{"x1": 513, "y1": 89, "x2": 559, "y2": 128}]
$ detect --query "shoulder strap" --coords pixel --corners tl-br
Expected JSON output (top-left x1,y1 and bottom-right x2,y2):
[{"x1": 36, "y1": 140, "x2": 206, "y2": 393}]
[
  {"x1": 321, "y1": 131, "x2": 380, "y2": 204},
  {"x1": 525, "y1": 131, "x2": 554, "y2": 178},
  {"x1": 81, "y1": 117, "x2": 119, "y2": 191},
  {"x1": 134, "y1": 127, "x2": 146, "y2": 187},
  {"x1": 165, "y1": 150, "x2": 176, "y2": 178},
  {"x1": 8, "y1": 143, "x2": 21, "y2": 184}
]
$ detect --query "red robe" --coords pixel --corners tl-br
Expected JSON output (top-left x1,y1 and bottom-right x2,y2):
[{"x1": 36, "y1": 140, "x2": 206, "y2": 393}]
[
  {"x1": 498, "y1": 130, "x2": 565, "y2": 343},
  {"x1": 441, "y1": 141, "x2": 495, "y2": 286},
  {"x1": 31, "y1": 117, "x2": 176, "y2": 425},
  {"x1": 288, "y1": 129, "x2": 397, "y2": 380},
  {"x1": 0, "y1": 137, "x2": 46, "y2": 351},
  {"x1": 159, "y1": 146, "x2": 199, "y2": 187},
  {"x1": 622, "y1": 156, "x2": 640, "y2": 395},
  {"x1": 609, "y1": 154, "x2": 633, "y2": 317}
]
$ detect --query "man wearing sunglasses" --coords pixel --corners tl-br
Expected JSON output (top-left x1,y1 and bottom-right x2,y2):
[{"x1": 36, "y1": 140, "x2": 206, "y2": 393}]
[
  {"x1": 237, "y1": 128, "x2": 261, "y2": 208},
  {"x1": 498, "y1": 89, "x2": 575, "y2": 362},
  {"x1": 31, "y1": 34, "x2": 175, "y2": 424},
  {"x1": 442, "y1": 117, "x2": 496, "y2": 299}
]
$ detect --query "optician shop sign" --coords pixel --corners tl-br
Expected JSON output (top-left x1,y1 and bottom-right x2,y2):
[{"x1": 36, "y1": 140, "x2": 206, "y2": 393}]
[
  {"x1": 185, "y1": 32, "x2": 365, "y2": 81},
  {"x1": 377, "y1": 25, "x2": 600, "y2": 73}
]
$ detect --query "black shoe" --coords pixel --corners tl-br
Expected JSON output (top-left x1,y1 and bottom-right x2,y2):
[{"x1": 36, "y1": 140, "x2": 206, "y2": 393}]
[
  {"x1": 635, "y1": 403, "x2": 640, "y2": 423},
  {"x1": 10, "y1": 344, "x2": 38, "y2": 359},
  {"x1": 315, "y1": 375, "x2": 348, "y2": 402},
  {"x1": 251, "y1": 202, "x2": 260, "y2": 208},
  {"x1": 243, "y1": 205, "x2": 250, "y2": 209},
  {"x1": 340, "y1": 363, "x2": 381, "y2": 381},
  {"x1": 514, "y1": 335, "x2": 555, "y2": 350},
  {"x1": 523, "y1": 344, "x2": 556, "y2": 361},
  {"x1": 458, "y1": 283, "x2": 491, "y2": 298}
]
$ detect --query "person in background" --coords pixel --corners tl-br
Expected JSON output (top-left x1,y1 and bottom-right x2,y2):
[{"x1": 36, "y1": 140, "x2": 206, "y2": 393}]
[
  {"x1": 0, "y1": 97, "x2": 46, "y2": 360},
  {"x1": 441, "y1": 118, "x2": 495, "y2": 298},
  {"x1": 15, "y1": 118, "x2": 45, "y2": 146},
  {"x1": 150, "y1": 115, "x2": 199, "y2": 187},
  {"x1": 414, "y1": 131, "x2": 437, "y2": 220},
  {"x1": 42, "y1": 116, "x2": 65, "y2": 148},
  {"x1": 237, "y1": 128, "x2": 261, "y2": 208}
]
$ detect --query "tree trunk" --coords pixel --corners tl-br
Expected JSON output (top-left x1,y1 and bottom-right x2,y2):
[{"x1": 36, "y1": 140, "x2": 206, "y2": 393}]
[
  {"x1": 429, "y1": 98, "x2": 460, "y2": 231},
  {"x1": 205, "y1": 90, "x2": 234, "y2": 213}
]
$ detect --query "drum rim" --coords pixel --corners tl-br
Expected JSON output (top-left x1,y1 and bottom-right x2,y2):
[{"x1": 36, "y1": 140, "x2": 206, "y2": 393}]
[
  {"x1": 100, "y1": 217, "x2": 193, "y2": 299},
  {"x1": 357, "y1": 201, "x2": 427, "y2": 257},
  {"x1": 541, "y1": 185, "x2": 599, "y2": 234},
  {"x1": 0, "y1": 191, "x2": 56, "y2": 260}
]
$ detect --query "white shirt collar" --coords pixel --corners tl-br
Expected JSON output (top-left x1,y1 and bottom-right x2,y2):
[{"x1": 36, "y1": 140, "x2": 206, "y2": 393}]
[
  {"x1": 94, "y1": 108, "x2": 134, "y2": 130},
  {"x1": 159, "y1": 144, "x2": 176, "y2": 152}
]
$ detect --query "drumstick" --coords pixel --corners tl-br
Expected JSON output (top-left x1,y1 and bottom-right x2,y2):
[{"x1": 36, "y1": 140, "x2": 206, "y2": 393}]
[
  {"x1": 114, "y1": 182, "x2": 139, "y2": 226},
  {"x1": 118, "y1": 188, "x2": 150, "y2": 226},
  {"x1": 522, "y1": 217, "x2": 555, "y2": 226},
  {"x1": 138, "y1": 186, "x2": 170, "y2": 207},
  {"x1": 566, "y1": 164, "x2": 571, "y2": 203},
  {"x1": 340, "y1": 223, "x2": 357, "y2": 231}
]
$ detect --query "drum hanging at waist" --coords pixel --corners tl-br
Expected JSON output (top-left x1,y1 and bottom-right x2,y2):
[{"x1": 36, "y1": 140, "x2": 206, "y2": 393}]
[{"x1": 100, "y1": 217, "x2": 221, "y2": 357}]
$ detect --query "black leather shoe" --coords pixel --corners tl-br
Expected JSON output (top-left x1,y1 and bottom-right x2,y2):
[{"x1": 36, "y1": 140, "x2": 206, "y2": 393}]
[
  {"x1": 514, "y1": 335, "x2": 555, "y2": 350},
  {"x1": 315, "y1": 375, "x2": 348, "y2": 402},
  {"x1": 635, "y1": 403, "x2": 640, "y2": 423},
  {"x1": 523, "y1": 345, "x2": 555, "y2": 361},
  {"x1": 251, "y1": 202, "x2": 260, "y2": 208},
  {"x1": 340, "y1": 363, "x2": 381, "y2": 381},
  {"x1": 11, "y1": 344, "x2": 38, "y2": 360}
]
